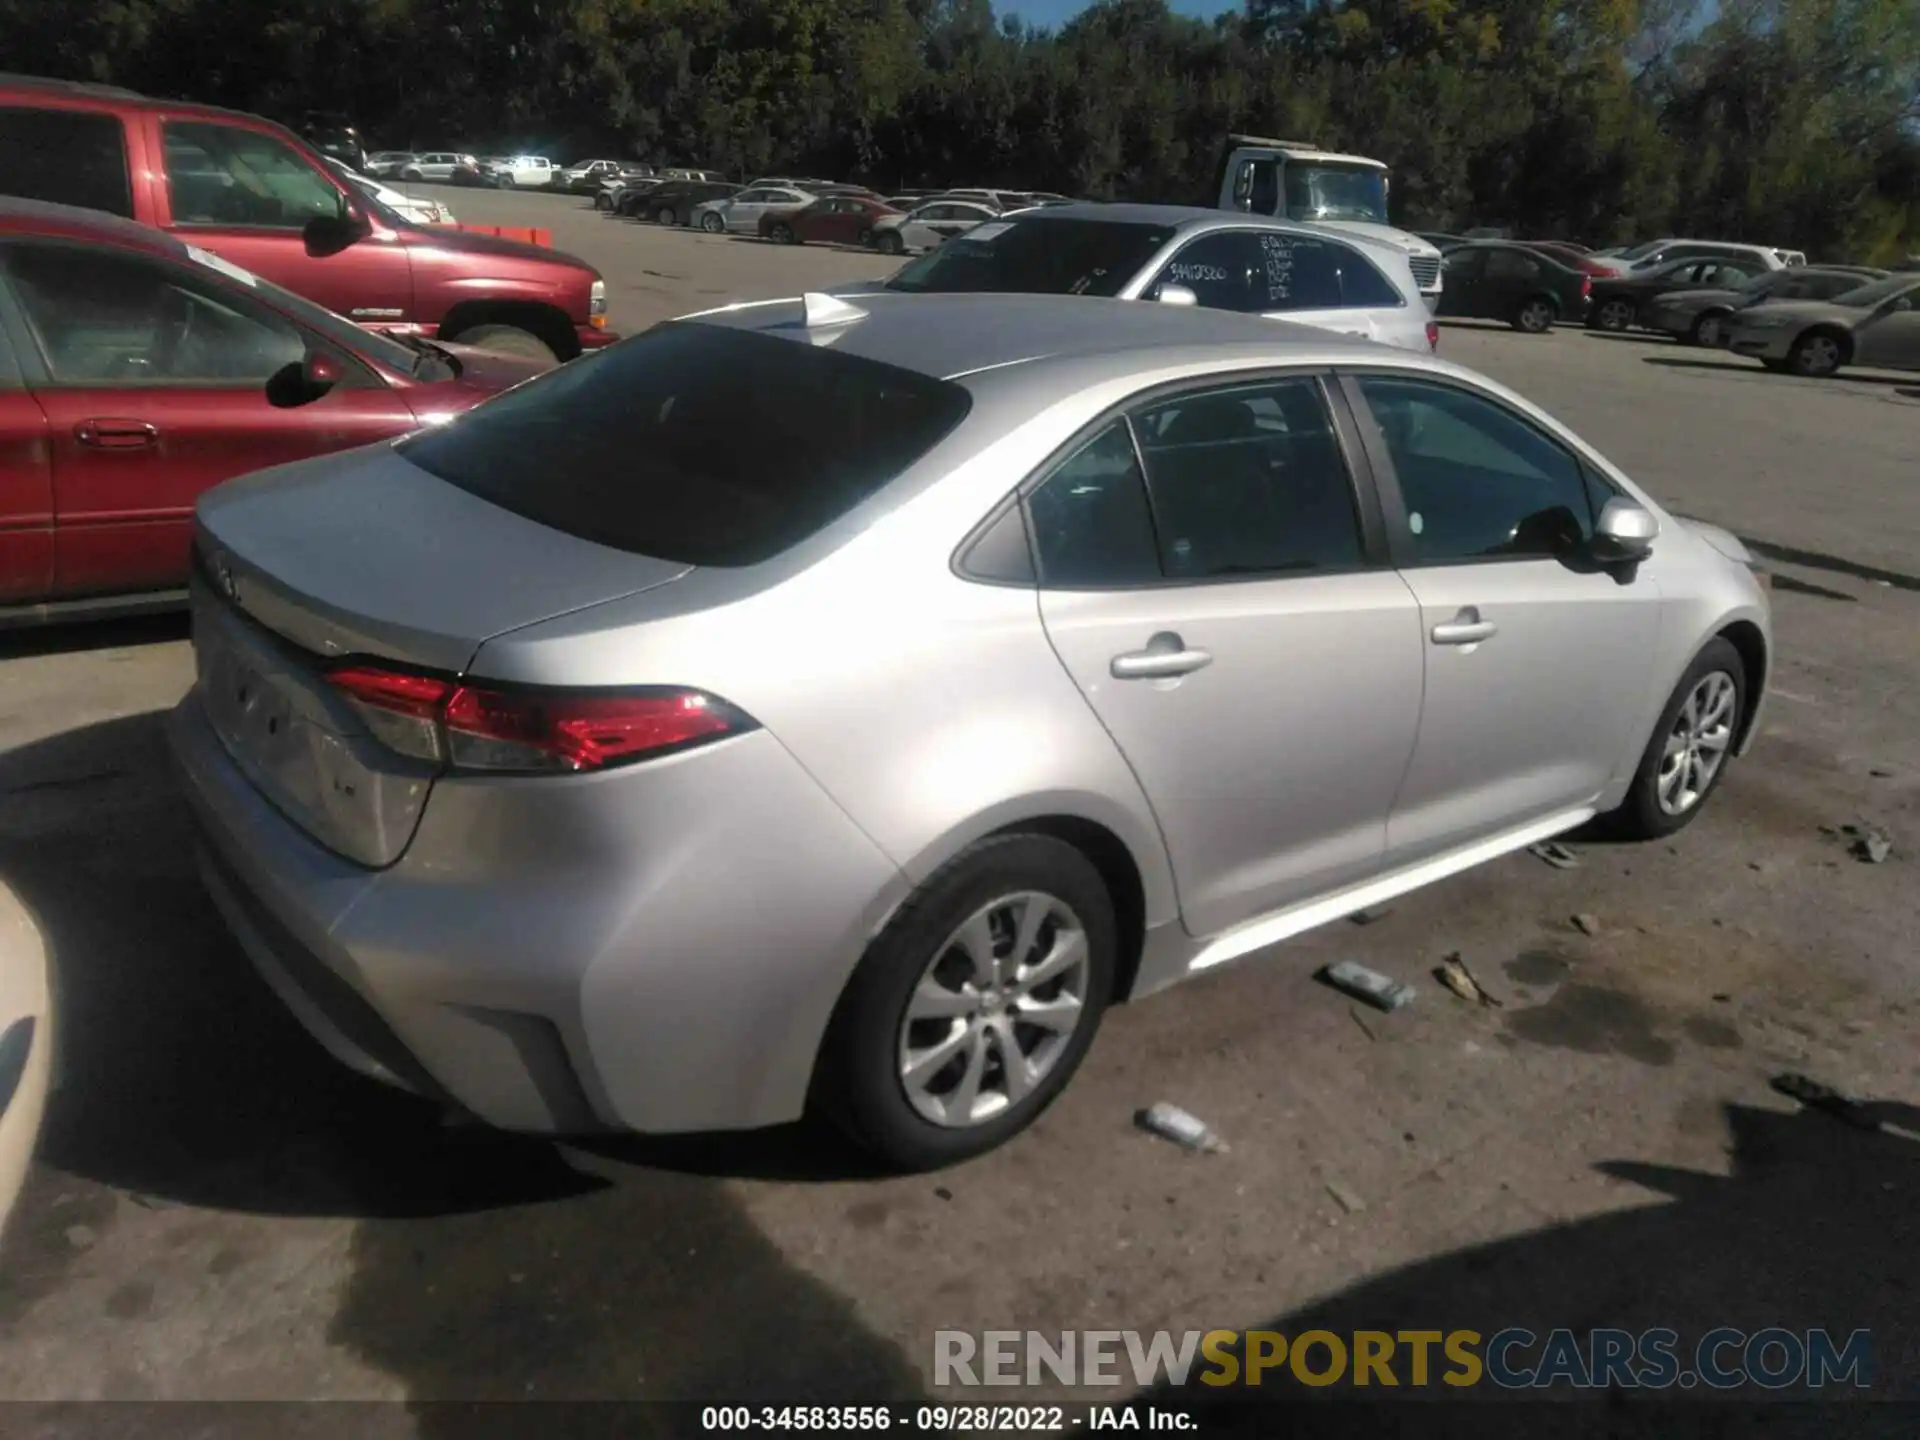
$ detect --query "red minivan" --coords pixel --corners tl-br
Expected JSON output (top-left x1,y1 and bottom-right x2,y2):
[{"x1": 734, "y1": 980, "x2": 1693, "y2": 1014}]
[{"x1": 0, "y1": 74, "x2": 615, "y2": 362}]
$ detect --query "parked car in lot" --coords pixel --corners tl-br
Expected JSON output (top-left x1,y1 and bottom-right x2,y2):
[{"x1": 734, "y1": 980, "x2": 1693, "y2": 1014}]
[
  {"x1": 869, "y1": 199, "x2": 998, "y2": 254},
  {"x1": 484, "y1": 156, "x2": 556, "y2": 189},
  {"x1": 300, "y1": 116, "x2": 366, "y2": 174},
  {"x1": 0, "y1": 199, "x2": 551, "y2": 623},
  {"x1": 691, "y1": 184, "x2": 817, "y2": 233},
  {"x1": 169, "y1": 288, "x2": 1771, "y2": 1168},
  {"x1": 759, "y1": 194, "x2": 901, "y2": 246},
  {"x1": 396, "y1": 151, "x2": 476, "y2": 182},
  {"x1": 0, "y1": 76, "x2": 616, "y2": 361},
  {"x1": 1434, "y1": 241, "x2": 1591, "y2": 332},
  {"x1": 1727, "y1": 272, "x2": 1920, "y2": 377},
  {"x1": 1586, "y1": 256, "x2": 1765, "y2": 333},
  {"x1": 623, "y1": 179, "x2": 740, "y2": 224},
  {"x1": 560, "y1": 159, "x2": 628, "y2": 194},
  {"x1": 597, "y1": 177, "x2": 661, "y2": 213},
  {"x1": 1518, "y1": 241, "x2": 1611, "y2": 276},
  {"x1": 1589, "y1": 238, "x2": 1801, "y2": 277},
  {"x1": 1642, "y1": 265, "x2": 1889, "y2": 347},
  {"x1": 322, "y1": 157, "x2": 456, "y2": 227},
  {"x1": 860, "y1": 204, "x2": 1437, "y2": 353},
  {"x1": 364, "y1": 151, "x2": 415, "y2": 179}
]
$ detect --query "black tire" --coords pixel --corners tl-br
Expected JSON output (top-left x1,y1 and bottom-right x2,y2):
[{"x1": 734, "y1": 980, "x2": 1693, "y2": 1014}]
[
  {"x1": 594, "y1": 192, "x2": 614, "y2": 212},
  {"x1": 1512, "y1": 296, "x2": 1557, "y2": 334},
  {"x1": 1592, "y1": 297, "x2": 1635, "y2": 332},
  {"x1": 771, "y1": 222, "x2": 796, "y2": 244},
  {"x1": 877, "y1": 230, "x2": 904, "y2": 255},
  {"x1": 497, "y1": 174, "x2": 516, "y2": 189},
  {"x1": 656, "y1": 205, "x2": 676, "y2": 225},
  {"x1": 700, "y1": 211, "x2": 724, "y2": 233},
  {"x1": 401, "y1": 168, "x2": 423, "y2": 182},
  {"x1": 855, "y1": 225, "x2": 874, "y2": 248},
  {"x1": 1689, "y1": 310, "x2": 1729, "y2": 347},
  {"x1": 1605, "y1": 637, "x2": 1747, "y2": 841},
  {"x1": 443, "y1": 323, "x2": 559, "y2": 363},
  {"x1": 1787, "y1": 329, "x2": 1846, "y2": 378},
  {"x1": 820, "y1": 834, "x2": 1117, "y2": 1171}
]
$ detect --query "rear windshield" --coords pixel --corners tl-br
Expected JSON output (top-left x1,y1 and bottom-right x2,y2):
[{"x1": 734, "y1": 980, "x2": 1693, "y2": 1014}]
[
  {"x1": 398, "y1": 321, "x2": 973, "y2": 567},
  {"x1": 886, "y1": 217, "x2": 1173, "y2": 298}
]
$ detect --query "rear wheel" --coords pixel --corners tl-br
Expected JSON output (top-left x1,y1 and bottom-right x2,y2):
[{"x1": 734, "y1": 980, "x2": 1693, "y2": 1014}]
[
  {"x1": 444, "y1": 324, "x2": 558, "y2": 363},
  {"x1": 401, "y1": 168, "x2": 423, "y2": 182},
  {"x1": 820, "y1": 835, "x2": 1116, "y2": 1171},
  {"x1": 1605, "y1": 638, "x2": 1746, "y2": 840},
  {"x1": 771, "y1": 222, "x2": 796, "y2": 244},
  {"x1": 1788, "y1": 330, "x2": 1845, "y2": 378},
  {"x1": 700, "y1": 211, "x2": 725, "y2": 233},
  {"x1": 1513, "y1": 297, "x2": 1557, "y2": 334},
  {"x1": 656, "y1": 205, "x2": 676, "y2": 225},
  {"x1": 497, "y1": 174, "x2": 516, "y2": 189},
  {"x1": 1689, "y1": 311, "x2": 1729, "y2": 347}
]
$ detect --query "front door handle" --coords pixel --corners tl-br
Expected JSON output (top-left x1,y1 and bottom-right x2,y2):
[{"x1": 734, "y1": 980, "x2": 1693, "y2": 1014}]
[
  {"x1": 1111, "y1": 631, "x2": 1214, "y2": 680},
  {"x1": 75, "y1": 419, "x2": 159, "y2": 450},
  {"x1": 1431, "y1": 606, "x2": 1497, "y2": 646}
]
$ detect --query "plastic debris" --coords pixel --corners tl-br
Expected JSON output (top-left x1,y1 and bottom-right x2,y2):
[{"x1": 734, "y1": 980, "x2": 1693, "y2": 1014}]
[
  {"x1": 1528, "y1": 841, "x2": 1581, "y2": 869},
  {"x1": 1571, "y1": 913, "x2": 1602, "y2": 936},
  {"x1": 1135, "y1": 1102, "x2": 1227, "y2": 1154},
  {"x1": 1325, "y1": 1179, "x2": 1366, "y2": 1214},
  {"x1": 1348, "y1": 907, "x2": 1393, "y2": 926},
  {"x1": 1771, "y1": 1073, "x2": 1881, "y2": 1132},
  {"x1": 1851, "y1": 829, "x2": 1892, "y2": 864},
  {"x1": 1320, "y1": 960, "x2": 1415, "y2": 1012},
  {"x1": 1435, "y1": 952, "x2": 1502, "y2": 1008}
]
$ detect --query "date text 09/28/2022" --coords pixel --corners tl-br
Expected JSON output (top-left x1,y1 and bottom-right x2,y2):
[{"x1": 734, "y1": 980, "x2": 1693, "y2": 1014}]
[{"x1": 701, "y1": 1405, "x2": 1194, "y2": 1431}]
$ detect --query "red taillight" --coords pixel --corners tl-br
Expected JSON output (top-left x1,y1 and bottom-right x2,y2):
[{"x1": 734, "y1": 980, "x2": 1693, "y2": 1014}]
[
  {"x1": 1581, "y1": 276, "x2": 1592, "y2": 298},
  {"x1": 1426, "y1": 321, "x2": 1439, "y2": 352},
  {"x1": 325, "y1": 663, "x2": 751, "y2": 773}
]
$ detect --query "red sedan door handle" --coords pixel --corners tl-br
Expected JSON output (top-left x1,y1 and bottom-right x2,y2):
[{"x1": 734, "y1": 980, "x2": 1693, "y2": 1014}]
[{"x1": 75, "y1": 419, "x2": 159, "y2": 450}]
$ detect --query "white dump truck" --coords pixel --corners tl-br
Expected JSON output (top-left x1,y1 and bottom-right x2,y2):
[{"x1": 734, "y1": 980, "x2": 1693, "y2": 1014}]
[{"x1": 1216, "y1": 135, "x2": 1443, "y2": 301}]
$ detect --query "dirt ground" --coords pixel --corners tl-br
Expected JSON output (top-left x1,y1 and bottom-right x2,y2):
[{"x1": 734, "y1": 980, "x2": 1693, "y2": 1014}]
[{"x1": 1, "y1": 185, "x2": 1916, "y2": 1416}]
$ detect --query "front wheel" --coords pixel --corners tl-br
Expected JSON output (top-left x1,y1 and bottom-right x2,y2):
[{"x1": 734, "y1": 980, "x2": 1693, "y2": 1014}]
[
  {"x1": 445, "y1": 323, "x2": 559, "y2": 363},
  {"x1": 1788, "y1": 330, "x2": 1844, "y2": 378},
  {"x1": 820, "y1": 835, "x2": 1116, "y2": 1171},
  {"x1": 497, "y1": 174, "x2": 515, "y2": 189},
  {"x1": 656, "y1": 206, "x2": 676, "y2": 225},
  {"x1": 770, "y1": 222, "x2": 796, "y2": 245},
  {"x1": 1605, "y1": 637, "x2": 1747, "y2": 840},
  {"x1": 700, "y1": 211, "x2": 724, "y2": 233},
  {"x1": 1690, "y1": 311, "x2": 1728, "y2": 347},
  {"x1": 877, "y1": 230, "x2": 905, "y2": 255},
  {"x1": 1592, "y1": 298, "x2": 1635, "y2": 332},
  {"x1": 401, "y1": 168, "x2": 423, "y2": 182},
  {"x1": 1513, "y1": 297, "x2": 1556, "y2": 334}
]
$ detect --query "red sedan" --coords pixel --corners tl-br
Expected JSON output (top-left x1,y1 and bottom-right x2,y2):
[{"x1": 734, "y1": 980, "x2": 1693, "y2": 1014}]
[
  {"x1": 0, "y1": 199, "x2": 549, "y2": 626},
  {"x1": 759, "y1": 195, "x2": 901, "y2": 248}
]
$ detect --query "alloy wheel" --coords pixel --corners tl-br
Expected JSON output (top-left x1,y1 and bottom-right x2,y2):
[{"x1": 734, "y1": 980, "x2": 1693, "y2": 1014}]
[
  {"x1": 1694, "y1": 313, "x2": 1724, "y2": 347},
  {"x1": 897, "y1": 891, "x2": 1091, "y2": 1128},
  {"x1": 1791, "y1": 333, "x2": 1842, "y2": 377},
  {"x1": 1598, "y1": 300, "x2": 1634, "y2": 332},
  {"x1": 701, "y1": 212, "x2": 724, "y2": 232},
  {"x1": 1518, "y1": 300, "x2": 1554, "y2": 333},
  {"x1": 1657, "y1": 671, "x2": 1737, "y2": 816}
]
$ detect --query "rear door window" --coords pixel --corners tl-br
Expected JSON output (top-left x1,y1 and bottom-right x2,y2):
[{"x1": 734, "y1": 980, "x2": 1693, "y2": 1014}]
[
  {"x1": 398, "y1": 321, "x2": 973, "y2": 567},
  {"x1": 0, "y1": 107, "x2": 133, "y2": 218}
]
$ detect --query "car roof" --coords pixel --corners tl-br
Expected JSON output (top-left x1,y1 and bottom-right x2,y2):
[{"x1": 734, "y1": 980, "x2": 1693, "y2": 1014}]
[
  {"x1": 978, "y1": 202, "x2": 1414, "y2": 262},
  {"x1": 0, "y1": 71, "x2": 291, "y2": 129},
  {"x1": 0, "y1": 195, "x2": 184, "y2": 258},
  {"x1": 680, "y1": 290, "x2": 1388, "y2": 383}
]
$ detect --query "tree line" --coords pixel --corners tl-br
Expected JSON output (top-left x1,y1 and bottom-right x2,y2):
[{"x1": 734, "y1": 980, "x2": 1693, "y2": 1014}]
[{"x1": 4, "y1": 0, "x2": 1917, "y2": 261}]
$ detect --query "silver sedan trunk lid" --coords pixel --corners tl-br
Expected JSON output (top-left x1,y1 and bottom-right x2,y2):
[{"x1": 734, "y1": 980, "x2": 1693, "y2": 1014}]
[{"x1": 190, "y1": 444, "x2": 692, "y2": 866}]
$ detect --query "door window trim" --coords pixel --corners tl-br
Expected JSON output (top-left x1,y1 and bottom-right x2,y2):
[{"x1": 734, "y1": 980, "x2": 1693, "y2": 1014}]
[
  {"x1": 1336, "y1": 367, "x2": 1611, "y2": 571},
  {"x1": 951, "y1": 365, "x2": 1392, "y2": 591}
]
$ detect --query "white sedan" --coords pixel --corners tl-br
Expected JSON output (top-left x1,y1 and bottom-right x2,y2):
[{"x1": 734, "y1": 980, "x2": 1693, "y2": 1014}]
[{"x1": 869, "y1": 199, "x2": 999, "y2": 255}]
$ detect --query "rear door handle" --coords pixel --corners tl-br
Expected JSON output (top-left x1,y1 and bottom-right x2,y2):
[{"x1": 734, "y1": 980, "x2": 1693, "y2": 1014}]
[
  {"x1": 75, "y1": 419, "x2": 159, "y2": 450},
  {"x1": 1431, "y1": 606, "x2": 1497, "y2": 646},
  {"x1": 1111, "y1": 631, "x2": 1214, "y2": 680}
]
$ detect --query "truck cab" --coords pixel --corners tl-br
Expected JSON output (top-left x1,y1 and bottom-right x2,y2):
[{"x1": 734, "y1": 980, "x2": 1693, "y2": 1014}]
[
  {"x1": 1216, "y1": 135, "x2": 1442, "y2": 301},
  {"x1": 0, "y1": 75, "x2": 614, "y2": 361}
]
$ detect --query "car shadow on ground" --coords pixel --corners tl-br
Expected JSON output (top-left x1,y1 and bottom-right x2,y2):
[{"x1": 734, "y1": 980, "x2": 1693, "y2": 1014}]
[
  {"x1": 1139, "y1": 1101, "x2": 1919, "y2": 1426},
  {"x1": 1581, "y1": 330, "x2": 1670, "y2": 344},
  {"x1": 0, "y1": 613, "x2": 188, "y2": 662},
  {"x1": 1642, "y1": 355, "x2": 1916, "y2": 389}
]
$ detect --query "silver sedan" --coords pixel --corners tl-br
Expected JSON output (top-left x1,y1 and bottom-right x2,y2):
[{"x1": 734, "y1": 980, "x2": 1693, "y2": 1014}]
[{"x1": 172, "y1": 293, "x2": 1771, "y2": 1170}]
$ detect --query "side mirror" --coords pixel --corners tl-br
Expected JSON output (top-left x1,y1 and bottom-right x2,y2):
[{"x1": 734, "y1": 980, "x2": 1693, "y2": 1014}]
[
  {"x1": 1156, "y1": 284, "x2": 1198, "y2": 308},
  {"x1": 1591, "y1": 496, "x2": 1658, "y2": 563},
  {"x1": 303, "y1": 208, "x2": 367, "y2": 257},
  {"x1": 265, "y1": 353, "x2": 343, "y2": 409}
]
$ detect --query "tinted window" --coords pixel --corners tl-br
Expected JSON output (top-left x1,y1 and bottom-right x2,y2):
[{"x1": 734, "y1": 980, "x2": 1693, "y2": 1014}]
[
  {"x1": 1485, "y1": 249, "x2": 1539, "y2": 280},
  {"x1": 0, "y1": 107, "x2": 132, "y2": 217},
  {"x1": 164, "y1": 121, "x2": 344, "y2": 228},
  {"x1": 886, "y1": 217, "x2": 1173, "y2": 298},
  {"x1": 1358, "y1": 375, "x2": 1593, "y2": 564},
  {"x1": 5, "y1": 243, "x2": 304, "y2": 385},
  {"x1": 1026, "y1": 423, "x2": 1161, "y2": 587},
  {"x1": 1132, "y1": 379, "x2": 1362, "y2": 577},
  {"x1": 1443, "y1": 247, "x2": 1487, "y2": 280},
  {"x1": 400, "y1": 322, "x2": 972, "y2": 567}
]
